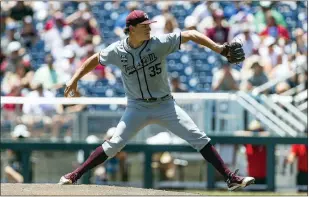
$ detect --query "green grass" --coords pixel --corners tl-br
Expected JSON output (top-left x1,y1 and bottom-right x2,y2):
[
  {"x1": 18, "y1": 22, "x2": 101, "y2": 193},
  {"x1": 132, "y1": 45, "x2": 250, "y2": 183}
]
[{"x1": 184, "y1": 190, "x2": 308, "y2": 196}]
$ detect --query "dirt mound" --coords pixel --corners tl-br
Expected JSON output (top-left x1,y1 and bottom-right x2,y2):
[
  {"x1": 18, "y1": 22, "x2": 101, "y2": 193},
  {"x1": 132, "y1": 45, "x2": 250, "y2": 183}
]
[{"x1": 1, "y1": 183, "x2": 199, "y2": 196}]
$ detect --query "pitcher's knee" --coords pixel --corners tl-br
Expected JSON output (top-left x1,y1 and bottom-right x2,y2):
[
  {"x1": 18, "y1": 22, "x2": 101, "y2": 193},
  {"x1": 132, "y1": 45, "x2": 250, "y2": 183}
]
[
  {"x1": 102, "y1": 138, "x2": 125, "y2": 157},
  {"x1": 190, "y1": 136, "x2": 211, "y2": 152}
]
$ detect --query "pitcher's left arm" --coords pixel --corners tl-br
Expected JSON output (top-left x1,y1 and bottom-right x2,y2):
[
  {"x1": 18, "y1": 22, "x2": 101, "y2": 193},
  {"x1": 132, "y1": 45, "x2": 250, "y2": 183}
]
[{"x1": 181, "y1": 30, "x2": 245, "y2": 64}]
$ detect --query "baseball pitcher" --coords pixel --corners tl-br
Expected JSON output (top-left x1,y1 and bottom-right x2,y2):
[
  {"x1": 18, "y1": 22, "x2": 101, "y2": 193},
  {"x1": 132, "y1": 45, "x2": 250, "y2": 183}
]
[{"x1": 59, "y1": 10, "x2": 254, "y2": 191}]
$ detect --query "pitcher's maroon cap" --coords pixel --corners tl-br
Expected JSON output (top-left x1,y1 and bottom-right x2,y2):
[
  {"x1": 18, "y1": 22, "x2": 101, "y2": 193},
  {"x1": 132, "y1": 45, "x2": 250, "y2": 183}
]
[{"x1": 126, "y1": 10, "x2": 156, "y2": 27}]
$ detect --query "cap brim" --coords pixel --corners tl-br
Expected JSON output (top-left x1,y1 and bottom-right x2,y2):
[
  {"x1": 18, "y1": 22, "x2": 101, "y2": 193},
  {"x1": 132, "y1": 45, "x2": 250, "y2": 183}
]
[{"x1": 140, "y1": 20, "x2": 157, "y2": 25}]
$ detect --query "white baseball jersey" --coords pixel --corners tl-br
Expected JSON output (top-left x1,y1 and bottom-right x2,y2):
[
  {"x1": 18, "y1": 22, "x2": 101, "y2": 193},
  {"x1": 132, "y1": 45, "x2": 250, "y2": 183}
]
[
  {"x1": 99, "y1": 32, "x2": 181, "y2": 99},
  {"x1": 98, "y1": 32, "x2": 210, "y2": 158}
]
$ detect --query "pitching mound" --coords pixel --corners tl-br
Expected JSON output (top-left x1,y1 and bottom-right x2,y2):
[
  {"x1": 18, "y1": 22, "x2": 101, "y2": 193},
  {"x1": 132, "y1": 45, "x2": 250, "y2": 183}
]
[{"x1": 1, "y1": 183, "x2": 199, "y2": 196}]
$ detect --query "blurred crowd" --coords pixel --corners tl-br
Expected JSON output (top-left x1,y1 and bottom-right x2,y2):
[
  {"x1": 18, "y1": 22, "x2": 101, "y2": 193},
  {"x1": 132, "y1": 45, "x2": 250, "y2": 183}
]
[
  {"x1": 1, "y1": 1, "x2": 307, "y2": 189},
  {"x1": 0, "y1": 1, "x2": 307, "y2": 137}
]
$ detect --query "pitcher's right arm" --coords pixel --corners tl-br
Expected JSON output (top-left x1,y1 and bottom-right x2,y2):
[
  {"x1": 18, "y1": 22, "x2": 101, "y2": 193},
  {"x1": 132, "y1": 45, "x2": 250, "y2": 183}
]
[
  {"x1": 64, "y1": 53, "x2": 99, "y2": 97},
  {"x1": 64, "y1": 42, "x2": 119, "y2": 97}
]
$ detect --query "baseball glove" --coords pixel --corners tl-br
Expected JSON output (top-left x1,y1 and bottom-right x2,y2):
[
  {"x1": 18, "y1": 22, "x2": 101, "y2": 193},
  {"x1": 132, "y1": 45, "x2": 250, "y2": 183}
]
[{"x1": 220, "y1": 42, "x2": 245, "y2": 64}]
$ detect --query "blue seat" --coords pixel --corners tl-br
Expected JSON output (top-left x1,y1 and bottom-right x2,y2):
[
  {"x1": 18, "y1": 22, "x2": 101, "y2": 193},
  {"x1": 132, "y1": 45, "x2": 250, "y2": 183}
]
[
  {"x1": 222, "y1": 3, "x2": 237, "y2": 20},
  {"x1": 104, "y1": 89, "x2": 115, "y2": 97},
  {"x1": 88, "y1": 105, "x2": 110, "y2": 111},
  {"x1": 95, "y1": 79, "x2": 109, "y2": 86},
  {"x1": 180, "y1": 54, "x2": 190, "y2": 64}
]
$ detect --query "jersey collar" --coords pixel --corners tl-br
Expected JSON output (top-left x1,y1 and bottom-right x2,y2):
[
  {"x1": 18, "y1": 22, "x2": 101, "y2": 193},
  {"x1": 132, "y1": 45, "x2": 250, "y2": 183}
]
[{"x1": 124, "y1": 37, "x2": 148, "y2": 52}]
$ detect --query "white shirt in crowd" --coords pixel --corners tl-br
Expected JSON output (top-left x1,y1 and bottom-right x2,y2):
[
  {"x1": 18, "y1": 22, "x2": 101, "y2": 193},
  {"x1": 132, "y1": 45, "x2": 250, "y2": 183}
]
[{"x1": 22, "y1": 90, "x2": 57, "y2": 116}]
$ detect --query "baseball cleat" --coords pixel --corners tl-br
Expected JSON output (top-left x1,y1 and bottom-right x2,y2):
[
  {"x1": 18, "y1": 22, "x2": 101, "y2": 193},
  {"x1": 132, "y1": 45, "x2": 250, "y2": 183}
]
[
  {"x1": 58, "y1": 172, "x2": 79, "y2": 185},
  {"x1": 226, "y1": 169, "x2": 255, "y2": 191}
]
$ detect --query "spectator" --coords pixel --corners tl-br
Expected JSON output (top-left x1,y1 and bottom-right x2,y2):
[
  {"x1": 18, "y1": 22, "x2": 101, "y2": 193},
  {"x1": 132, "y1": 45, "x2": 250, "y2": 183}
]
[
  {"x1": 0, "y1": 50, "x2": 6, "y2": 79},
  {"x1": 4, "y1": 41, "x2": 24, "y2": 73},
  {"x1": 151, "y1": 3, "x2": 179, "y2": 35},
  {"x1": 170, "y1": 76, "x2": 187, "y2": 92},
  {"x1": 146, "y1": 132, "x2": 184, "y2": 182},
  {"x1": 5, "y1": 124, "x2": 34, "y2": 183},
  {"x1": 56, "y1": 49, "x2": 77, "y2": 78},
  {"x1": 114, "y1": 1, "x2": 139, "y2": 39},
  {"x1": 206, "y1": 9, "x2": 229, "y2": 44},
  {"x1": 0, "y1": 11, "x2": 8, "y2": 35},
  {"x1": 184, "y1": 15, "x2": 198, "y2": 31},
  {"x1": 235, "y1": 120, "x2": 269, "y2": 188},
  {"x1": 157, "y1": 152, "x2": 176, "y2": 182},
  {"x1": 290, "y1": 54, "x2": 308, "y2": 88},
  {"x1": 65, "y1": 3, "x2": 101, "y2": 48},
  {"x1": 163, "y1": 14, "x2": 180, "y2": 34},
  {"x1": 20, "y1": 16, "x2": 37, "y2": 49},
  {"x1": 260, "y1": 11, "x2": 290, "y2": 41},
  {"x1": 1, "y1": 22, "x2": 19, "y2": 55},
  {"x1": 2, "y1": 84, "x2": 23, "y2": 124},
  {"x1": 195, "y1": 2, "x2": 222, "y2": 33},
  {"x1": 2, "y1": 62, "x2": 34, "y2": 96},
  {"x1": 236, "y1": 23, "x2": 260, "y2": 58},
  {"x1": 294, "y1": 28, "x2": 307, "y2": 55},
  {"x1": 21, "y1": 83, "x2": 60, "y2": 139},
  {"x1": 285, "y1": 143, "x2": 308, "y2": 192},
  {"x1": 1, "y1": 69, "x2": 21, "y2": 96},
  {"x1": 93, "y1": 164, "x2": 108, "y2": 185},
  {"x1": 43, "y1": 12, "x2": 73, "y2": 59},
  {"x1": 9, "y1": 1, "x2": 34, "y2": 21},
  {"x1": 254, "y1": 1, "x2": 287, "y2": 33},
  {"x1": 241, "y1": 57, "x2": 268, "y2": 92},
  {"x1": 227, "y1": 2, "x2": 255, "y2": 42},
  {"x1": 54, "y1": 101, "x2": 86, "y2": 141},
  {"x1": 52, "y1": 12, "x2": 70, "y2": 34},
  {"x1": 32, "y1": 54, "x2": 70, "y2": 91},
  {"x1": 268, "y1": 53, "x2": 294, "y2": 81},
  {"x1": 275, "y1": 82, "x2": 291, "y2": 94},
  {"x1": 259, "y1": 36, "x2": 281, "y2": 74},
  {"x1": 232, "y1": 1, "x2": 253, "y2": 17},
  {"x1": 60, "y1": 29, "x2": 86, "y2": 60},
  {"x1": 31, "y1": 1, "x2": 49, "y2": 22},
  {"x1": 66, "y1": 2, "x2": 91, "y2": 29},
  {"x1": 191, "y1": 1, "x2": 212, "y2": 23},
  {"x1": 212, "y1": 58, "x2": 240, "y2": 91}
]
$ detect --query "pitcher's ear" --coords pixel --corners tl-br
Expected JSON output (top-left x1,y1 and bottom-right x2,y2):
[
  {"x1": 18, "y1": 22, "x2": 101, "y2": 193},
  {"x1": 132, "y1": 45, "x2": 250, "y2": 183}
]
[{"x1": 129, "y1": 25, "x2": 134, "y2": 32}]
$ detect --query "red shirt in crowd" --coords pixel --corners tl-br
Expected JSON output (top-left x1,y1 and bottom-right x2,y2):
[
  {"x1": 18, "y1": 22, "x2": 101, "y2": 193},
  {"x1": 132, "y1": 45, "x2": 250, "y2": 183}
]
[
  {"x1": 291, "y1": 144, "x2": 308, "y2": 172},
  {"x1": 205, "y1": 27, "x2": 230, "y2": 44},
  {"x1": 3, "y1": 92, "x2": 23, "y2": 111},
  {"x1": 245, "y1": 144, "x2": 267, "y2": 178},
  {"x1": 260, "y1": 25, "x2": 290, "y2": 40}
]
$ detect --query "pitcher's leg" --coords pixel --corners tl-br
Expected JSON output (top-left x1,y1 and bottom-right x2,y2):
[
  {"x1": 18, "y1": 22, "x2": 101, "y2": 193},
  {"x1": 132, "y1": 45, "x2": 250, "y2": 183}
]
[
  {"x1": 157, "y1": 101, "x2": 210, "y2": 151},
  {"x1": 59, "y1": 107, "x2": 149, "y2": 184},
  {"x1": 156, "y1": 101, "x2": 255, "y2": 190},
  {"x1": 102, "y1": 107, "x2": 149, "y2": 157}
]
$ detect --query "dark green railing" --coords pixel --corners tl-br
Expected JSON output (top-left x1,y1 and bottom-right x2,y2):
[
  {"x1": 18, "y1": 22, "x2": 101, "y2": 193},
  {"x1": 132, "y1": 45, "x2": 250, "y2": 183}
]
[{"x1": 1, "y1": 134, "x2": 307, "y2": 191}]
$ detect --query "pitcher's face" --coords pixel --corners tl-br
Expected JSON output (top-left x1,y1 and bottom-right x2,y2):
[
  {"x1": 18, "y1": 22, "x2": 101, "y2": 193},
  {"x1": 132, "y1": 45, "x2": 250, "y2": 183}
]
[{"x1": 131, "y1": 24, "x2": 151, "y2": 41}]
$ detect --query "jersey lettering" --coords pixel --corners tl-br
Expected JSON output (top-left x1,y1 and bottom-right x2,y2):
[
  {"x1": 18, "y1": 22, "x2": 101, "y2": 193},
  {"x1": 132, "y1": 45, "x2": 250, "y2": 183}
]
[{"x1": 125, "y1": 52, "x2": 159, "y2": 75}]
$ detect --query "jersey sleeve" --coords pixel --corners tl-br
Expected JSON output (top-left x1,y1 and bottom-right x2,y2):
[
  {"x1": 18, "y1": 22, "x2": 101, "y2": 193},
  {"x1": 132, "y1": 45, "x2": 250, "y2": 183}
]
[
  {"x1": 98, "y1": 42, "x2": 119, "y2": 66},
  {"x1": 157, "y1": 32, "x2": 181, "y2": 55}
]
